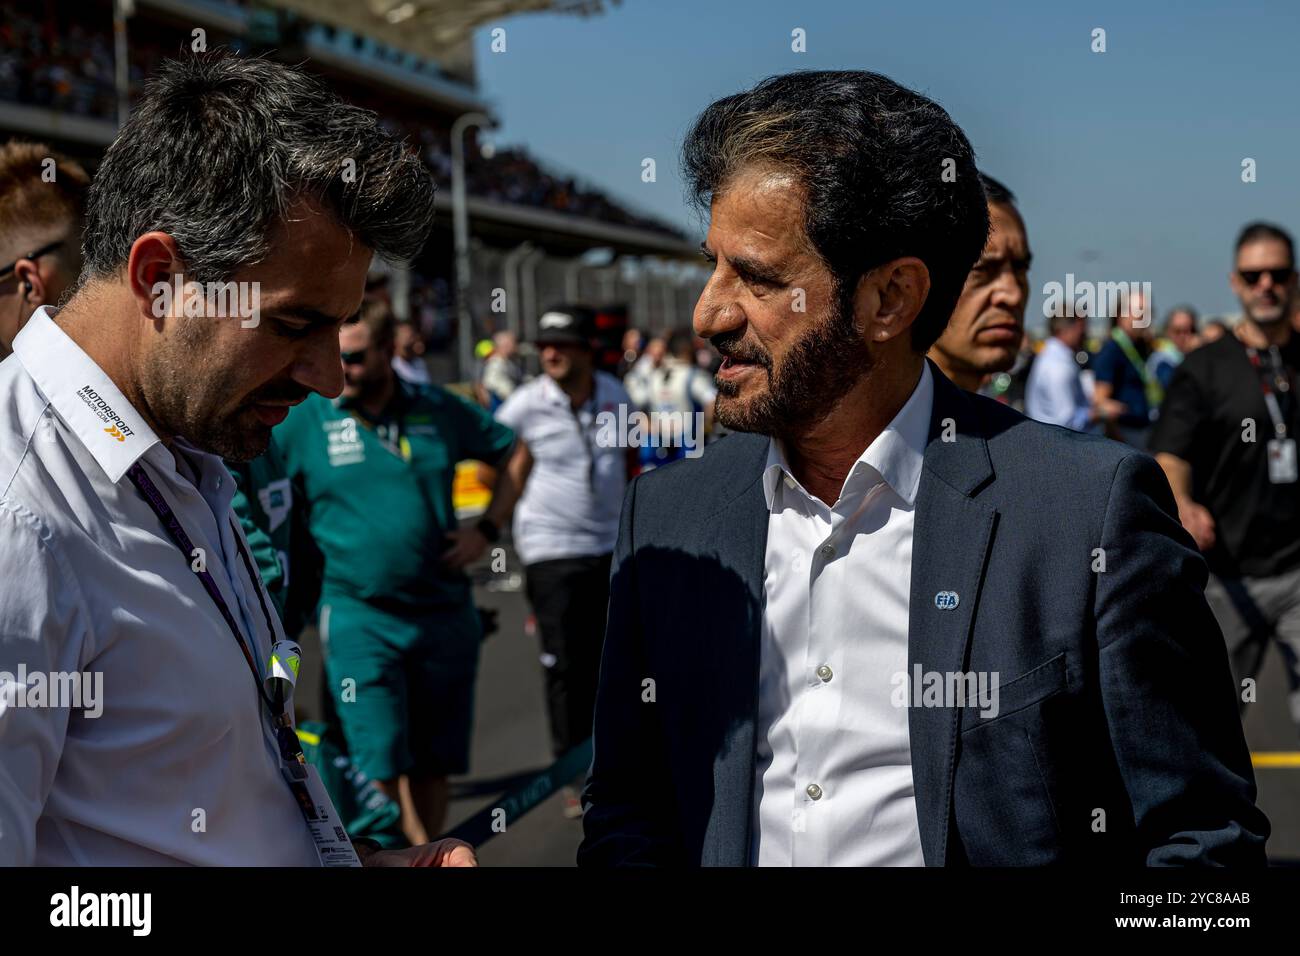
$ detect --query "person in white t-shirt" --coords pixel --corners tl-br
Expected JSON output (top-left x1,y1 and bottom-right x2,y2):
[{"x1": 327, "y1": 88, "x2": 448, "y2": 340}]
[{"x1": 495, "y1": 305, "x2": 637, "y2": 818}]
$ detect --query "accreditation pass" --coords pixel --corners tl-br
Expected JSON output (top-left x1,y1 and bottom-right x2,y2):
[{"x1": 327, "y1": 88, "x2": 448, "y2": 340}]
[{"x1": 283, "y1": 763, "x2": 362, "y2": 867}]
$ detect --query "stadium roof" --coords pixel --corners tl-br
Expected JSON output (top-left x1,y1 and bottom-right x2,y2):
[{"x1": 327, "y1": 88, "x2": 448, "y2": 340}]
[{"x1": 265, "y1": 0, "x2": 620, "y2": 63}]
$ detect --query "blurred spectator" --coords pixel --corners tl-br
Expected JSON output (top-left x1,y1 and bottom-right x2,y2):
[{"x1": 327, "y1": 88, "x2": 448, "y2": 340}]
[
  {"x1": 479, "y1": 330, "x2": 522, "y2": 411},
  {"x1": 624, "y1": 335, "x2": 666, "y2": 409},
  {"x1": 1026, "y1": 307, "x2": 1118, "y2": 431},
  {"x1": 1148, "y1": 305, "x2": 1200, "y2": 390},
  {"x1": 0, "y1": 139, "x2": 88, "y2": 357},
  {"x1": 1202, "y1": 319, "x2": 1230, "y2": 344},
  {"x1": 1151, "y1": 222, "x2": 1300, "y2": 734},
  {"x1": 1092, "y1": 287, "x2": 1159, "y2": 446},
  {"x1": 392, "y1": 317, "x2": 432, "y2": 386},
  {"x1": 618, "y1": 327, "x2": 644, "y2": 377},
  {"x1": 637, "y1": 326, "x2": 716, "y2": 470},
  {"x1": 494, "y1": 306, "x2": 636, "y2": 818}
]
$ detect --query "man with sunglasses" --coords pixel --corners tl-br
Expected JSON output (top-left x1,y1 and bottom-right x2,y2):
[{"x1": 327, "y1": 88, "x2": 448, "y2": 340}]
[
  {"x1": 1152, "y1": 222, "x2": 1300, "y2": 735},
  {"x1": 276, "y1": 298, "x2": 527, "y2": 844},
  {"x1": 0, "y1": 140, "x2": 88, "y2": 358}
]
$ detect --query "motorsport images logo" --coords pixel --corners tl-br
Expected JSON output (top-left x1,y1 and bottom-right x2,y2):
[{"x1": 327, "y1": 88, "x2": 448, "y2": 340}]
[{"x1": 76, "y1": 385, "x2": 136, "y2": 443}]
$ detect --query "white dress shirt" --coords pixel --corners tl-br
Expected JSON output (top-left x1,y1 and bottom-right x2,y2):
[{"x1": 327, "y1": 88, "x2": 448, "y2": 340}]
[
  {"x1": 494, "y1": 370, "x2": 631, "y2": 566},
  {"x1": 0, "y1": 307, "x2": 324, "y2": 865},
  {"x1": 752, "y1": 363, "x2": 932, "y2": 866},
  {"x1": 1025, "y1": 336, "x2": 1092, "y2": 432}
]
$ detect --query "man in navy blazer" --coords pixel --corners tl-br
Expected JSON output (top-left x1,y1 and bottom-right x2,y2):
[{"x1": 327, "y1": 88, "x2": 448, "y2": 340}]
[{"x1": 578, "y1": 70, "x2": 1268, "y2": 866}]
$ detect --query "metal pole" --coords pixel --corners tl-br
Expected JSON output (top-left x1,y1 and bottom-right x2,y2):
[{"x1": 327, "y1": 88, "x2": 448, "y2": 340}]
[
  {"x1": 451, "y1": 111, "x2": 493, "y2": 383},
  {"x1": 502, "y1": 242, "x2": 532, "y2": 339},
  {"x1": 113, "y1": 0, "x2": 133, "y2": 129}
]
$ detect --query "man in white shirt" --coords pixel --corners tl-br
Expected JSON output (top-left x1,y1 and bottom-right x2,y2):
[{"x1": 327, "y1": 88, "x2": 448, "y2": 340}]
[
  {"x1": 1025, "y1": 307, "x2": 1117, "y2": 431},
  {"x1": 637, "y1": 327, "x2": 717, "y2": 470},
  {"x1": 580, "y1": 69, "x2": 1265, "y2": 867},
  {"x1": 495, "y1": 306, "x2": 636, "y2": 817},
  {"x1": 0, "y1": 53, "x2": 470, "y2": 866}
]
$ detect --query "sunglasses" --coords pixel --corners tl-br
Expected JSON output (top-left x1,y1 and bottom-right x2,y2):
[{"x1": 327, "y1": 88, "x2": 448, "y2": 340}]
[
  {"x1": 340, "y1": 348, "x2": 369, "y2": 365},
  {"x1": 0, "y1": 239, "x2": 65, "y2": 281},
  {"x1": 1238, "y1": 267, "x2": 1294, "y2": 286}
]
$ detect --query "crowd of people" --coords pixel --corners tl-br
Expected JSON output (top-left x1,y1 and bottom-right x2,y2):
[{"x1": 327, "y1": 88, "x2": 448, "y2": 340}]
[
  {"x1": 0, "y1": 53, "x2": 1293, "y2": 870},
  {"x1": 0, "y1": 0, "x2": 682, "y2": 238}
]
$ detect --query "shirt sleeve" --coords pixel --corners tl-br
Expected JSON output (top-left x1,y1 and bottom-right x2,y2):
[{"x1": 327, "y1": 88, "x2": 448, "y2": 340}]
[
  {"x1": 0, "y1": 501, "x2": 92, "y2": 866},
  {"x1": 1148, "y1": 360, "x2": 1206, "y2": 461},
  {"x1": 494, "y1": 387, "x2": 527, "y2": 435},
  {"x1": 449, "y1": 389, "x2": 517, "y2": 465}
]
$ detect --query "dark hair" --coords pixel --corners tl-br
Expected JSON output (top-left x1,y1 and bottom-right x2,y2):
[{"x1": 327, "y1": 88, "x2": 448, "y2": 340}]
[
  {"x1": 979, "y1": 172, "x2": 1016, "y2": 207},
  {"x1": 1048, "y1": 303, "x2": 1085, "y2": 336},
  {"x1": 81, "y1": 52, "x2": 436, "y2": 286},
  {"x1": 681, "y1": 70, "x2": 988, "y2": 352},
  {"x1": 667, "y1": 327, "x2": 695, "y2": 358},
  {"x1": 348, "y1": 297, "x2": 396, "y2": 347},
  {"x1": 1235, "y1": 222, "x2": 1294, "y2": 267}
]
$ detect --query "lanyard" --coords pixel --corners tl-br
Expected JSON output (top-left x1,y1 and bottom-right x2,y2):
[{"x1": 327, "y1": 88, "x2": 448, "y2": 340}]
[
  {"x1": 1245, "y1": 346, "x2": 1293, "y2": 439},
  {"x1": 567, "y1": 380, "x2": 600, "y2": 493},
  {"x1": 126, "y1": 461, "x2": 304, "y2": 765},
  {"x1": 1111, "y1": 328, "x2": 1164, "y2": 410}
]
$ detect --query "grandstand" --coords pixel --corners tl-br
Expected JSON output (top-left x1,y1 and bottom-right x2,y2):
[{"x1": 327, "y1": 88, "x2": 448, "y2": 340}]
[{"x1": 0, "y1": 0, "x2": 707, "y2": 378}]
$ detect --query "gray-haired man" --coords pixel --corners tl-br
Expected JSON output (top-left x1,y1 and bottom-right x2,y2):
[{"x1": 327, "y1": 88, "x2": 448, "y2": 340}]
[{"x1": 0, "y1": 53, "x2": 470, "y2": 866}]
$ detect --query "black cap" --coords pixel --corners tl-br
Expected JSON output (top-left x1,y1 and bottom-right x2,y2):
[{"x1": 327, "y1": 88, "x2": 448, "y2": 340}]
[{"x1": 535, "y1": 305, "x2": 596, "y2": 347}]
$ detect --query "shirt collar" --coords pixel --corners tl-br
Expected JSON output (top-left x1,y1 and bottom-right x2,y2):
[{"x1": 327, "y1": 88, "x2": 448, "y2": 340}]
[
  {"x1": 540, "y1": 371, "x2": 600, "y2": 410},
  {"x1": 13, "y1": 306, "x2": 162, "y2": 484},
  {"x1": 762, "y1": 361, "x2": 934, "y2": 510}
]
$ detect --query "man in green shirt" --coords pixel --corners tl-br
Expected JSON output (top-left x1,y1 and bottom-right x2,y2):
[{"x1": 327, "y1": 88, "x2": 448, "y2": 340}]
[
  {"x1": 277, "y1": 301, "x2": 525, "y2": 842},
  {"x1": 228, "y1": 436, "x2": 319, "y2": 636}
]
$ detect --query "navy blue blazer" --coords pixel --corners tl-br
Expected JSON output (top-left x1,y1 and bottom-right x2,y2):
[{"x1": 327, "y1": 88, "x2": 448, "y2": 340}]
[{"x1": 579, "y1": 362, "x2": 1269, "y2": 866}]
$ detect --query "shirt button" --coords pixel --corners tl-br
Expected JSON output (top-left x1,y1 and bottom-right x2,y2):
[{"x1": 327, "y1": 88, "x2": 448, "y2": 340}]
[
  {"x1": 818, "y1": 544, "x2": 834, "y2": 559},
  {"x1": 806, "y1": 783, "x2": 823, "y2": 800},
  {"x1": 816, "y1": 664, "x2": 833, "y2": 683}
]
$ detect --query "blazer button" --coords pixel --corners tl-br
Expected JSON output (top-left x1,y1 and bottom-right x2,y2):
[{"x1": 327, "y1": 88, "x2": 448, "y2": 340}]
[
  {"x1": 818, "y1": 544, "x2": 834, "y2": 559},
  {"x1": 806, "y1": 783, "x2": 823, "y2": 800},
  {"x1": 816, "y1": 664, "x2": 833, "y2": 682}
]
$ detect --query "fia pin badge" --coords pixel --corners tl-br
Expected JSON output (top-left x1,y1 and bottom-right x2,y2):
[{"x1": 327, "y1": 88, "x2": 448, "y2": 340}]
[{"x1": 934, "y1": 591, "x2": 960, "y2": 611}]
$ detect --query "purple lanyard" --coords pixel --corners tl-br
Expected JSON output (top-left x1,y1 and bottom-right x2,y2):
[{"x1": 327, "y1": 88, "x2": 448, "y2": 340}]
[{"x1": 126, "y1": 461, "x2": 302, "y2": 762}]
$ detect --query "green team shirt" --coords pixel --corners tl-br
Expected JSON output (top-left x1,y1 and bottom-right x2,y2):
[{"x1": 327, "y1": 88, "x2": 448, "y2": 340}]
[
  {"x1": 277, "y1": 379, "x2": 515, "y2": 610},
  {"x1": 227, "y1": 436, "x2": 321, "y2": 637}
]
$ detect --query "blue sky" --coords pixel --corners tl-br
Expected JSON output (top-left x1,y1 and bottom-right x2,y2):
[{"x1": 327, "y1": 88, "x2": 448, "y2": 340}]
[{"x1": 473, "y1": 0, "x2": 1300, "y2": 330}]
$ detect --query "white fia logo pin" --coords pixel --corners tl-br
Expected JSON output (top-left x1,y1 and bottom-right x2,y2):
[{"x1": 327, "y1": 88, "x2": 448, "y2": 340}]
[{"x1": 934, "y1": 591, "x2": 960, "y2": 610}]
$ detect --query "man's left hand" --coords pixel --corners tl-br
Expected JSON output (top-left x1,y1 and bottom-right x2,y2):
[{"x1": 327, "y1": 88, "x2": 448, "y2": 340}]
[{"x1": 442, "y1": 526, "x2": 490, "y2": 570}]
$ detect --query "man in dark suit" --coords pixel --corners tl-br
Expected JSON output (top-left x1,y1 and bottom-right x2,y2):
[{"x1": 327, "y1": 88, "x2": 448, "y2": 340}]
[{"x1": 578, "y1": 70, "x2": 1268, "y2": 866}]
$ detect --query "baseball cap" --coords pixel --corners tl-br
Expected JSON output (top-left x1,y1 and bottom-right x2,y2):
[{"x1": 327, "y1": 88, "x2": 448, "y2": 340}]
[{"x1": 536, "y1": 305, "x2": 596, "y2": 348}]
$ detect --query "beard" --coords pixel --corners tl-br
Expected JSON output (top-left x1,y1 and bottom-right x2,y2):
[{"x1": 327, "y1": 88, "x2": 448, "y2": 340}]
[
  {"x1": 712, "y1": 292, "x2": 874, "y2": 437},
  {"x1": 142, "y1": 319, "x2": 303, "y2": 462}
]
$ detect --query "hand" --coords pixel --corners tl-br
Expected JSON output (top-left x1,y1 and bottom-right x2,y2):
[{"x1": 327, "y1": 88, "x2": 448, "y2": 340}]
[
  {"x1": 1176, "y1": 499, "x2": 1216, "y2": 552},
  {"x1": 1093, "y1": 398, "x2": 1128, "y2": 423},
  {"x1": 364, "y1": 839, "x2": 478, "y2": 867},
  {"x1": 442, "y1": 526, "x2": 490, "y2": 570}
]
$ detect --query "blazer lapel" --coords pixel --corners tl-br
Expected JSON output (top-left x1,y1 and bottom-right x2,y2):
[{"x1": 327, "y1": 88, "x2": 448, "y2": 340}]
[
  {"x1": 697, "y1": 435, "x2": 769, "y2": 866},
  {"x1": 908, "y1": 365, "x2": 998, "y2": 865}
]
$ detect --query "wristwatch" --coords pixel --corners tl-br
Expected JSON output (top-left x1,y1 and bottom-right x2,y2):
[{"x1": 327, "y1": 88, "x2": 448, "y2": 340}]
[{"x1": 476, "y1": 517, "x2": 501, "y2": 543}]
